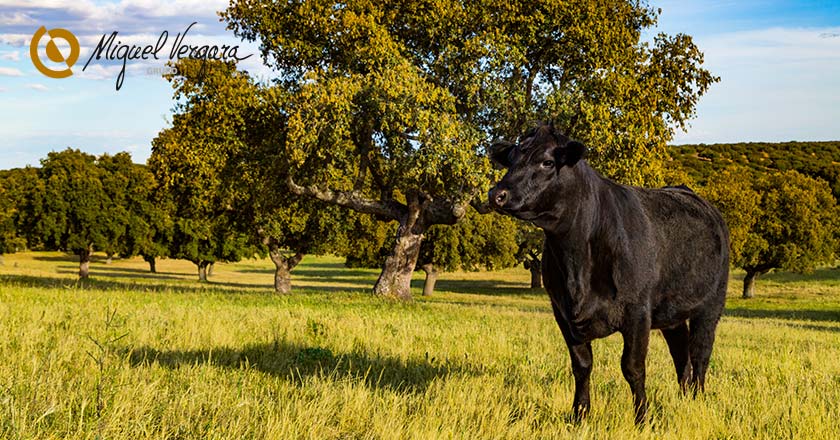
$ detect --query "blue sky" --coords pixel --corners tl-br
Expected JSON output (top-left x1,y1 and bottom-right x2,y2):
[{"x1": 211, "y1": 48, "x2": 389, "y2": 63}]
[{"x1": 1, "y1": 0, "x2": 839, "y2": 169}]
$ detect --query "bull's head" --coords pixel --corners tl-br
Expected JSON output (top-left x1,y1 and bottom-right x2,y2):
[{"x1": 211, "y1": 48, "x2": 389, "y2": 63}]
[{"x1": 488, "y1": 124, "x2": 586, "y2": 226}]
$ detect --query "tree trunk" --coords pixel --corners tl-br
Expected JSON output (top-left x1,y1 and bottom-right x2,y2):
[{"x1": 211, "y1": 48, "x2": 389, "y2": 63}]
[
  {"x1": 198, "y1": 261, "x2": 208, "y2": 282},
  {"x1": 528, "y1": 257, "x2": 542, "y2": 289},
  {"x1": 143, "y1": 255, "x2": 156, "y2": 273},
  {"x1": 373, "y1": 205, "x2": 424, "y2": 300},
  {"x1": 79, "y1": 246, "x2": 92, "y2": 279},
  {"x1": 105, "y1": 252, "x2": 113, "y2": 264},
  {"x1": 742, "y1": 270, "x2": 757, "y2": 299},
  {"x1": 269, "y1": 247, "x2": 304, "y2": 294},
  {"x1": 207, "y1": 262, "x2": 214, "y2": 277},
  {"x1": 420, "y1": 263, "x2": 438, "y2": 296}
]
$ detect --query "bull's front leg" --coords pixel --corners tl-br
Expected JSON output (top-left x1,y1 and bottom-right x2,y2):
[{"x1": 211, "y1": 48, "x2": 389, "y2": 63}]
[
  {"x1": 551, "y1": 302, "x2": 593, "y2": 420},
  {"x1": 620, "y1": 309, "x2": 651, "y2": 425},
  {"x1": 568, "y1": 341, "x2": 593, "y2": 420}
]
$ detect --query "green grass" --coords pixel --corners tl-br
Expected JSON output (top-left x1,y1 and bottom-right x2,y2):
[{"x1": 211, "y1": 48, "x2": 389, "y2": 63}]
[{"x1": 1, "y1": 252, "x2": 839, "y2": 439}]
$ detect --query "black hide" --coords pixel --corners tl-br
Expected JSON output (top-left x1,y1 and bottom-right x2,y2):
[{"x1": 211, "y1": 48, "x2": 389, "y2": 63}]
[{"x1": 489, "y1": 124, "x2": 729, "y2": 424}]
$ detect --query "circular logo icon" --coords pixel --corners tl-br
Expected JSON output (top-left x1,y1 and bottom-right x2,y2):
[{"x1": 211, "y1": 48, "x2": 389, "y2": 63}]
[{"x1": 30, "y1": 26, "x2": 80, "y2": 79}]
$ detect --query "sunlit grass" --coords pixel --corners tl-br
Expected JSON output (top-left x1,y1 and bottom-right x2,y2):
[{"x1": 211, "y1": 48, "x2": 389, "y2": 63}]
[{"x1": 1, "y1": 252, "x2": 839, "y2": 438}]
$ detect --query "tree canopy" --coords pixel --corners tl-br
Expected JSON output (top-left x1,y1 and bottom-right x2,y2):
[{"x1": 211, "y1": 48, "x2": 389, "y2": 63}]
[
  {"x1": 703, "y1": 167, "x2": 837, "y2": 298},
  {"x1": 35, "y1": 150, "x2": 112, "y2": 278},
  {"x1": 151, "y1": 59, "x2": 348, "y2": 289},
  {"x1": 669, "y1": 140, "x2": 840, "y2": 199},
  {"x1": 0, "y1": 168, "x2": 40, "y2": 257},
  {"x1": 222, "y1": 0, "x2": 717, "y2": 299}
]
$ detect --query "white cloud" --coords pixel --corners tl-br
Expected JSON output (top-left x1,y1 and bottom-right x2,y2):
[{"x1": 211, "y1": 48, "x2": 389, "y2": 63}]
[
  {"x1": 674, "y1": 26, "x2": 840, "y2": 143},
  {"x1": 0, "y1": 11, "x2": 34, "y2": 25},
  {"x1": 74, "y1": 63, "x2": 120, "y2": 80},
  {"x1": 0, "y1": 66, "x2": 24, "y2": 76},
  {"x1": 0, "y1": 50, "x2": 20, "y2": 61},
  {"x1": 117, "y1": 0, "x2": 227, "y2": 18},
  {"x1": 0, "y1": 33, "x2": 29, "y2": 47},
  {"x1": 26, "y1": 83, "x2": 48, "y2": 91},
  {"x1": 0, "y1": 86, "x2": 7, "y2": 92},
  {"x1": 699, "y1": 27, "x2": 840, "y2": 67},
  {"x1": 0, "y1": 0, "x2": 230, "y2": 35}
]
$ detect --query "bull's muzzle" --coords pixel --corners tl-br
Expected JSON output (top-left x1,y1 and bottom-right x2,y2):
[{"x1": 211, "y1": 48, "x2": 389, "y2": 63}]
[{"x1": 489, "y1": 186, "x2": 509, "y2": 209}]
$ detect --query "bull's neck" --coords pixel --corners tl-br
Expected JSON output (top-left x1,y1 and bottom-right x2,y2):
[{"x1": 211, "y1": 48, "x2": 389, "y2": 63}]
[{"x1": 541, "y1": 161, "x2": 619, "y2": 248}]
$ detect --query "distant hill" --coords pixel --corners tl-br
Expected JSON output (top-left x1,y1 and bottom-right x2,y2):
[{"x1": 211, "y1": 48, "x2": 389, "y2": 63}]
[{"x1": 668, "y1": 141, "x2": 840, "y2": 197}]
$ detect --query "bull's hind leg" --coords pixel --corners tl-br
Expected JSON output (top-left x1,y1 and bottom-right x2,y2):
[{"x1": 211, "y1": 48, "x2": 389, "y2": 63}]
[
  {"x1": 661, "y1": 322, "x2": 692, "y2": 393},
  {"x1": 688, "y1": 312, "x2": 722, "y2": 394}
]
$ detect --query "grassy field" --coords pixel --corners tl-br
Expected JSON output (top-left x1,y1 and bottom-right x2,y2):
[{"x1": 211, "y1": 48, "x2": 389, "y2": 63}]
[{"x1": 1, "y1": 252, "x2": 839, "y2": 439}]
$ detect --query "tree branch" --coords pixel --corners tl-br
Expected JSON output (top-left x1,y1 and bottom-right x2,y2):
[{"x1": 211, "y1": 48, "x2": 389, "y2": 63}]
[
  {"x1": 286, "y1": 175, "x2": 404, "y2": 219},
  {"x1": 419, "y1": 197, "x2": 467, "y2": 226},
  {"x1": 470, "y1": 197, "x2": 493, "y2": 214},
  {"x1": 398, "y1": 131, "x2": 422, "y2": 142},
  {"x1": 288, "y1": 251, "x2": 305, "y2": 270}
]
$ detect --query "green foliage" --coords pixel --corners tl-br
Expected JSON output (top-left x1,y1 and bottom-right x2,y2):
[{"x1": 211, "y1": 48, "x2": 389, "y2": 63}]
[
  {"x1": 420, "y1": 210, "x2": 519, "y2": 272},
  {"x1": 0, "y1": 167, "x2": 45, "y2": 251},
  {"x1": 152, "y1": 59, "x2": 346, "y2": 270},
  {"x1": 514, "y1": 224, "x2": 545, "y2": 266},
  {"x1": 0, "y1": 183, "x2": 24, "y2": 254},
  {"x1": 36, "y1": 149, "x2": 111, "y2": 257},
  {"x1": 669, "y1": 140, "x2": 840, "y2": 199},
  {"x1": 342, "y1": 214, "x2": 396, "y2": 269},
  {"x1": 12, "y1": 149, "x2": 167, "y2": 274},
  {"x1": 703, "y1": 168, "x2": 837, "y2": 275},
  {"x1": 222, "y1": 0, "x2": 716, "y2": 298},
  {"x1": 700, "y1": 167, "x2": 760, "y2": 264},
  {"x1": 96, "y1": 153, "x2": 136, "y2": 258},
  {"x1": 0, "y1": 168, "x2": 40, "y2": 255},
  {"x1": 150, "y1": 62, "x2": 257, "y2": 269},
  {"x1": 223, "y1": 0, "x2": 716, "y2": 207}
]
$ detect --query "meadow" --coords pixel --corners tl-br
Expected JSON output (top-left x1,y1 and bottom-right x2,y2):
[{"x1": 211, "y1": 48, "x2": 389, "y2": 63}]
[{"x1": 1, "y1": 252, "x2": 839, "y2": 439}]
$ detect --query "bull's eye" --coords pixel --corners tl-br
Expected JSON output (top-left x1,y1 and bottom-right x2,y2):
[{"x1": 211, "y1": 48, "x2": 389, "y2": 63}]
[{"x1": 541, "y1": 160, "x2": 555, "y2": 168}]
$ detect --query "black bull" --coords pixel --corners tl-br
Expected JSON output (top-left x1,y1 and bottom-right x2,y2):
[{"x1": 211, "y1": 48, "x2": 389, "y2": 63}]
[{"x1": 488, "y1": 125, "x2": 729, "y2": 424}]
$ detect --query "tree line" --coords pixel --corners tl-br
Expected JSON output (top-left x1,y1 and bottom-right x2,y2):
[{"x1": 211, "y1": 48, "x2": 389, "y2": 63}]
[
  {"x1": 7, "y1": 1, "x2": 829, "y2": 300},
  {"x1": 0, "y1": 148, "x2": 533, "y2": 294},
  {"x1": 667, "y1": 143, "x2": 840, "y2": 298}
]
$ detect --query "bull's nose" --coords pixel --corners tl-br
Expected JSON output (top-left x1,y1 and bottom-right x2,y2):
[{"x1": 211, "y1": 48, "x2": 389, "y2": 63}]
[{"x1": 490, "y1": 188, "x2": 509, "y2": 208}]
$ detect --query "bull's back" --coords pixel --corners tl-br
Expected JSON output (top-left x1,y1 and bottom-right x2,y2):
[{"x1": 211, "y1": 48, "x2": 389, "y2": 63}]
[{"x1": 637, "y1": 187, "x2": 729, "y2": 325}]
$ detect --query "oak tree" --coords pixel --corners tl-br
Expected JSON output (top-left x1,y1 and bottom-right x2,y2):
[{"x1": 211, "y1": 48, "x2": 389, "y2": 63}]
[
  {"x1": 37, "y1": 149, "x2": 112, "y2": 278},
  {"x1": 152, "y1": 60, "x2": 346, "y2": 290},
  {"x1": 223, "y1": 0, "x2": 716, "y2": 299},
  {"x1": 704, "y1": 168, "x2": 837, "y2": 298}
]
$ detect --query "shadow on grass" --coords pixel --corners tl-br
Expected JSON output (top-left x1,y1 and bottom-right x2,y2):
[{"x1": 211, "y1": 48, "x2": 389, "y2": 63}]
[
  {"x1": 0, "y1": 273, "x2": 371, "y2": 295},
  {"x1": 742, "y1": 267, "x2": 840, "y2": 284},
  {"x1": 725, "y1": 306, "x2": 840, "y2": 324},
  {"x1": 56, "y1": 266, "x2": 187, "y2": 281},
  {"x1": 127, "y1": 340, "x2": 478, "y2": 393},
  {"x1": 243, "y1": 265, "x2": 379, "y2": 280},
  {"x1": 426, "y1": 278, "x2": 535, "y2": 296},
  {"x1": 235, "y1": 262, "x2": 538, "y2": 297},
  {"x1": 0, "y1": 273, "x2": 244, "y2": 294},
  {"x1": 33, "y1": 253, "x2": 112, "y2": 263}
]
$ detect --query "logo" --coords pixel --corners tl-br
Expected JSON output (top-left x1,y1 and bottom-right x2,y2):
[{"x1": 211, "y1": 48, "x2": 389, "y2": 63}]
[
  {"x1": 30, "y1": 26, "x2": 80, "y2": 79},
  {"x1": 83, "y1": 22, "x2": 252, "y2": 90},
  {"x1": 27, "y1": 22, "x2": 252, "y2": 90}
]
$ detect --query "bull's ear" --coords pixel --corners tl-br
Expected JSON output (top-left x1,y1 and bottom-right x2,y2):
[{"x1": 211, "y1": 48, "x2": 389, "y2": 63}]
[
  {"x1": 555, "y1": 140, "x2": 586, "y2": 167},
  {"x1": 489, "y1": 140, "x2": 515, "y2": 168}
]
